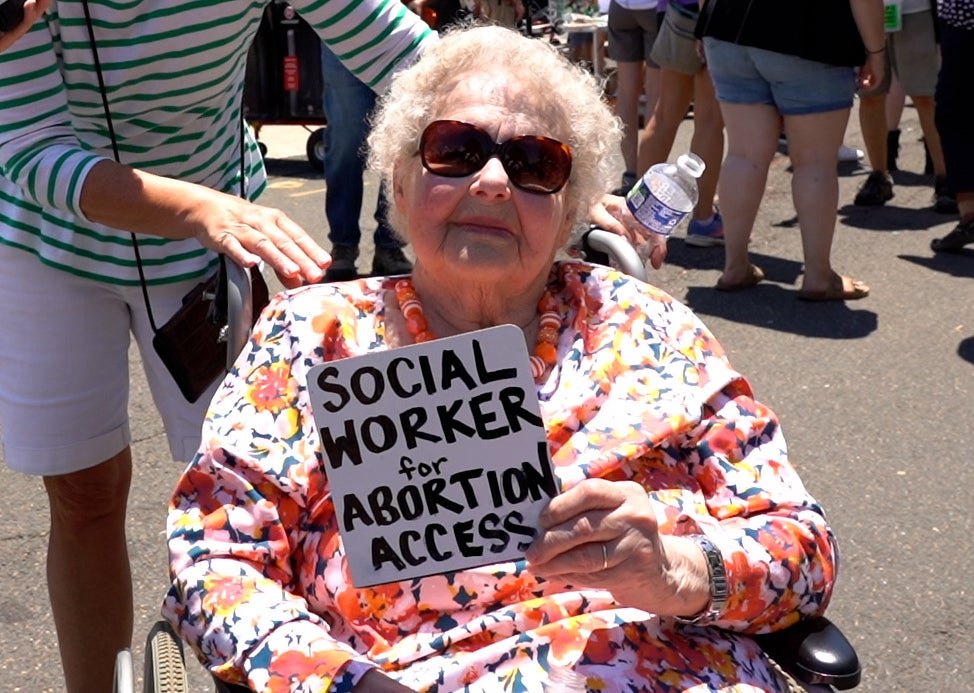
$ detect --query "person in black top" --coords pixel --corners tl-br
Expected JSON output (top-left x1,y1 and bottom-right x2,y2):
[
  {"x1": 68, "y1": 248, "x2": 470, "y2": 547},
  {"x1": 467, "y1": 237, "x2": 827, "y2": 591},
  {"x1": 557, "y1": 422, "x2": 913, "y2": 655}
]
[
  {"x1": 697, "y1": 0, "x2": 885, "y2": 301},
  {"x1": 930, "y1": 0, "x2": 974, "y2": 252}
]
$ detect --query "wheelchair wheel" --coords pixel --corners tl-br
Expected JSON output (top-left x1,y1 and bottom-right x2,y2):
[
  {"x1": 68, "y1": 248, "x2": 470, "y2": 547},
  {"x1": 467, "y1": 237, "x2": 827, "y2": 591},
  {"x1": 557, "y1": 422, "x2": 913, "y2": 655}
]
[
  {"x1": 306, "y1": 126, "x2": 326, "y2": 172},
  {"x1": 113, "y1": 648, "x2": 135, "y2": 693},
  {"x1": 144, "y1": 620, "x2": 189, "y2": 693}
]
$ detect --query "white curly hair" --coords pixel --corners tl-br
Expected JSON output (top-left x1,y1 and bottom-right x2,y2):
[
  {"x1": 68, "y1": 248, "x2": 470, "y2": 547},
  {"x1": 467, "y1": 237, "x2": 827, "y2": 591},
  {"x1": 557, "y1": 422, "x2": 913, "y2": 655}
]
[{"x1": 367, "y1": 23, "x2": 622, "y2": 238}]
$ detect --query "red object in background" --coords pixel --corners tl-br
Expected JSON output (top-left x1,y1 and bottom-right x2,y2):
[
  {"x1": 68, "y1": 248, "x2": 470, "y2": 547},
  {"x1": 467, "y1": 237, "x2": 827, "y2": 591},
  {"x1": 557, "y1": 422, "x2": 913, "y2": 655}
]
[
  {"x1": 283, "y1": 55, "x2": 300, "y2": 92},
  {"x1": 420, "y1": 6, "x2": 438, "y2": 27}
]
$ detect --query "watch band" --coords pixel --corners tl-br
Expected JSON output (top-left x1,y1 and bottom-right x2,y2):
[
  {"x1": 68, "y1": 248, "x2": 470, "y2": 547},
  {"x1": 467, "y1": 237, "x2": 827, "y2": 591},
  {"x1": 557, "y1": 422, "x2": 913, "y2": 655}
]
[{"x1": 675, "y1": 533, "x2": 729, "y2": 624}]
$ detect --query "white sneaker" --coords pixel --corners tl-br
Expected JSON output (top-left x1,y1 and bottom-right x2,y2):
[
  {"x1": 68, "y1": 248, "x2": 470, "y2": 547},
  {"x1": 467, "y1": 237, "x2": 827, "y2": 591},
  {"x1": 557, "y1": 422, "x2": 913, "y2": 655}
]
[{"x1": 838, "y1": 144, "x2": 864, "y2": 162}]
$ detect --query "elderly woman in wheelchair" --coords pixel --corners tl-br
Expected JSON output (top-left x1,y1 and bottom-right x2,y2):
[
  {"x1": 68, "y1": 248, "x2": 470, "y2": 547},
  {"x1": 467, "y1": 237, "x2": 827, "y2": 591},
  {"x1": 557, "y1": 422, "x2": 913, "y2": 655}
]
[{"x1": 158, "y1": 25, "x2": 856, "y2": 693}]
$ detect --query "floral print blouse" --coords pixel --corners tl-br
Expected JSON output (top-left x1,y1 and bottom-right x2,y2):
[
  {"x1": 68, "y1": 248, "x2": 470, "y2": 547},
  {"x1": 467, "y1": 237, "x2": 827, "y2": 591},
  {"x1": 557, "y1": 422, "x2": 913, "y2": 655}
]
[{"x1": 164, "y1": 261, "x2": 837, "y2": 693}]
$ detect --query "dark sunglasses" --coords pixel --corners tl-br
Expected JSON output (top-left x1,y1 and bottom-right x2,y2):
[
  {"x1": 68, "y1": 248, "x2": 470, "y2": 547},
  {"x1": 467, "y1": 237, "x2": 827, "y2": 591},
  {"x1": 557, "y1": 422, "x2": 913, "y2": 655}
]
[{"x1": 418, "y1": 120, "x2": 573, "y2": 194}]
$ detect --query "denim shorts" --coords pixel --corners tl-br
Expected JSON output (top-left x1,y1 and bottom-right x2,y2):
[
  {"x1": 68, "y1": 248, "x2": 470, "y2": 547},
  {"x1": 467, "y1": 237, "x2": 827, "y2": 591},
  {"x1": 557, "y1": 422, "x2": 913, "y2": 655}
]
[{"x1": 703, "y1": 38, "x2": 857, "y2": 115}]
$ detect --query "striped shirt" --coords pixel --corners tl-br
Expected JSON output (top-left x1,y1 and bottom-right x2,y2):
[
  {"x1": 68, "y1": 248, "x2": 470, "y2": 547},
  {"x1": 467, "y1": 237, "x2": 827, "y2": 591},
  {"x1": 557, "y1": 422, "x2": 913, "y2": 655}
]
[{"x1": 0, "y1": 0, "x2": 433, "y2": 285}]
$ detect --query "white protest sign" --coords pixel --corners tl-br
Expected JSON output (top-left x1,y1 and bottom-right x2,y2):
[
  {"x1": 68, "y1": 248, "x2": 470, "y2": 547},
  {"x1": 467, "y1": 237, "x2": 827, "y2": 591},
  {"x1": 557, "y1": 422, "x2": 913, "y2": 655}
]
[{"x1": 307, "y1": 324, "x2": 557, "y2": 587}]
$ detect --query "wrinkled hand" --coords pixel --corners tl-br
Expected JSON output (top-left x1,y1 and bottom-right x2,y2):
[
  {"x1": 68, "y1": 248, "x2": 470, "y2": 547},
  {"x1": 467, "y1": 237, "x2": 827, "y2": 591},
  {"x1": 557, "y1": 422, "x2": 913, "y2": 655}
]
[
  {"x1": 0, "y1": 0, "x2": 51, "y2": 52},
  {"x1": 525, "y1": 479, "x2": 709, "y2": 617},
  {"x1": 187, "y1": 190, "x2": 330, "y2": 288},
  {"x1": 589, "y1": 194, "x2": 668, "y2": 269}
]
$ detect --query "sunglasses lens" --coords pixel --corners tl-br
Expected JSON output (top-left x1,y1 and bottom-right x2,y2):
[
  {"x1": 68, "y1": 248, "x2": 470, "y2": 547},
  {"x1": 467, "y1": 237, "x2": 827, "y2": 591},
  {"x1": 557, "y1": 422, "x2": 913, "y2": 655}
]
[
  {"x1": 419, "y1": 120, "x2": 572, "y2": 194},
  {"x1": 503, "y1": 137, "x2": 572, "y2": 193},
  {"x1": 420, "y1": 121, "x2": 490, "y2": 178}
]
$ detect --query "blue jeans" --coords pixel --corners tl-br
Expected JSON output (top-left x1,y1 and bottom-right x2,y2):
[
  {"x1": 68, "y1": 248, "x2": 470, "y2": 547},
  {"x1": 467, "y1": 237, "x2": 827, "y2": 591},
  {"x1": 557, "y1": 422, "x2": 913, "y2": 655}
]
[{"x1": 320, "y1": 47, "x2": 400, "y2": 249}]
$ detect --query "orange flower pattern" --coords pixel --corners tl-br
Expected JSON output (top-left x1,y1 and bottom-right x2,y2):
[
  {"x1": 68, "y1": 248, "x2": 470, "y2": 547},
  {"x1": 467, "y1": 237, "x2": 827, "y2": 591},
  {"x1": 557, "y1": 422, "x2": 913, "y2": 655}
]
[{"x1": 164, "y1": 262, "x2": 836, "y2": 692}]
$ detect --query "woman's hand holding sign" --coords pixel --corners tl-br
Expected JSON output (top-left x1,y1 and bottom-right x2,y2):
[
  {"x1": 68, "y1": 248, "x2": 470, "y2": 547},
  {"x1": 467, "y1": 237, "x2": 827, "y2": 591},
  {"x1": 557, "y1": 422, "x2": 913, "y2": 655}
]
[{"x1": 526, "y1": 478, "x2": 711, "y2": 618}]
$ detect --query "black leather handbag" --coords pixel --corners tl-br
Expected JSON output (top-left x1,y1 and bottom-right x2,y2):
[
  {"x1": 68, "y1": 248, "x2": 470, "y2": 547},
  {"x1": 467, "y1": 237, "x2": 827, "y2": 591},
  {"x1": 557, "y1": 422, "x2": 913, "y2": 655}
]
[{"x1": 152, "y1": 259, "x2": 269, "y2": 402}]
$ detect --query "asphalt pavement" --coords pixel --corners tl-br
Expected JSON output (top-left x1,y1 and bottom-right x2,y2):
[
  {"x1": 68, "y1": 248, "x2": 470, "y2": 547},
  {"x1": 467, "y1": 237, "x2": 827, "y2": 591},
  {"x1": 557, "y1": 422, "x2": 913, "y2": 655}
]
[{"x1": 1, "y1": 102, "x2": 971, "y2": 692}]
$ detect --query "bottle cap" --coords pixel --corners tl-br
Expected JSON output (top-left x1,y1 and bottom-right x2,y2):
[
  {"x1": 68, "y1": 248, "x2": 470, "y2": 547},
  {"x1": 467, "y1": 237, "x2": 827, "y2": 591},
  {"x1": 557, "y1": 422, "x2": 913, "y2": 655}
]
[{"x1": 676, "y1": 153, "x2": 705, "y2": 180}]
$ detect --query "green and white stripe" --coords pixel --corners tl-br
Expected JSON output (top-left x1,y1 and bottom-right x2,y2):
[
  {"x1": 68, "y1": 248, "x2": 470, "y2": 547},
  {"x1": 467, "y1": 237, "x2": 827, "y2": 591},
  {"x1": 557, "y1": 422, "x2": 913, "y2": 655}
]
[{"x1": 0, "y1": 0, "x2": 432, "y2": 285}]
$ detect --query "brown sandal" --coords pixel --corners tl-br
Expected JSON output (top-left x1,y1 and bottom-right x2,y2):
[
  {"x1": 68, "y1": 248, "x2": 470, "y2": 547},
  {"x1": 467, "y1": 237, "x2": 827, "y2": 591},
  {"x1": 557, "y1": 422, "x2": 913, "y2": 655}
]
[
  {"x1": 797, "y1": 274, "x2": 869, "y2": 302},
  {"x1": 716, "y1": 264, "x2": 764, "y2": 292}
]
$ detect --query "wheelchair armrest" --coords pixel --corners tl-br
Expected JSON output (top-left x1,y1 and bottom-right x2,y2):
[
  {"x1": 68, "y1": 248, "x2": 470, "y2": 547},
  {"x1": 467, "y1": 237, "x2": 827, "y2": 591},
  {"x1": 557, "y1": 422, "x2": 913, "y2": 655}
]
[
  {"x1": 752, "y1": 616, "x2": 861, "y2": 690},
  {"x1": 579, "y1": 226, "x2": 648, "y2": 282},
  {"x1": 223, "y1": 259, "x2": 256, "y2": 371}
]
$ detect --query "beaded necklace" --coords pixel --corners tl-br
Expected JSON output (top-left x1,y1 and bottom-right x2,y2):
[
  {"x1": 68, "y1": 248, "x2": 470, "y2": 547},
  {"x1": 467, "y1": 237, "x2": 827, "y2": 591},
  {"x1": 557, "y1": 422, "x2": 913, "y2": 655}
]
[{"x1": 394, "y1": 278, "x2": 560, "y2": 382}]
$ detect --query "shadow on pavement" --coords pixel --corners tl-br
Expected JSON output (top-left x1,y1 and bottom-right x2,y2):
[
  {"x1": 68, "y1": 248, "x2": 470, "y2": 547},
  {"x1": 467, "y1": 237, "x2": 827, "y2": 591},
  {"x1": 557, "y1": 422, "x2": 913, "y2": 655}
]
[
  {"x1": 685, "y1": 282, "x2": 878, "y2": 339},
  {"x1": 666, "y1": 241, "x2": 805, "y2": 286},
  {"x1": 663, "y1": 241, "x2": 878, "y2": 339},
  {"x1": 838, "y1": 203, "x2": 949, "y2": 232},
  {"x1": 889, "y1": 169, "x2": 933, "y2": 188},
  {"x1": 898, "y1": 251, "x2": 974, "y2": 279},
  {"x1": 262, "y1": 156, "x2": 322, "y2": 180}
]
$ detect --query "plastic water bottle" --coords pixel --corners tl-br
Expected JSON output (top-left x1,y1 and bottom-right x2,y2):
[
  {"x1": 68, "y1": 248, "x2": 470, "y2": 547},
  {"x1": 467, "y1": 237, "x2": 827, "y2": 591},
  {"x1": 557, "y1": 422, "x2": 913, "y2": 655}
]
[{"x1": 626, "y1": 152, "x2": 705, "y2": 238}]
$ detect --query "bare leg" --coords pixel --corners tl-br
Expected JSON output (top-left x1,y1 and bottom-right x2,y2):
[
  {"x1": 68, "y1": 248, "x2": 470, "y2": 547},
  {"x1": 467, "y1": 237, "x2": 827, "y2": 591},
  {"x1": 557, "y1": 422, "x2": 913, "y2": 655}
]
[
  {"x1": 912, "y1": 95, "x2": 946, "y2": 177},
  {"x1": 885, "y1": 74, "x2": 906, "y2": 130},
  {"x1": 716, "y1": 102, "x2": 780, "y2": 286},
  {"x1": 960, "y1": 193, "x2": 974, "y2": 223},
  {"x1": 858, "y1": 92, "x2": 888, "y2": 173},
  {"x1": 45, "y1": 448, "x2": 133, "y2": 693},
  {"x1": 614, "y1": 60, "x2": 646, "y2": 177},
  {"x1": 642, "y1": 64, "x2": 661, "y2": 148},
  {"x1": 687, "y1": 69, "x2": 724, "y2": 220},
  {"x1": 784, "y1": 108, "x2": 865, "y2": 294},
  {"x1": 637, "y1": 68, "x2": 693, "y2": 173}
]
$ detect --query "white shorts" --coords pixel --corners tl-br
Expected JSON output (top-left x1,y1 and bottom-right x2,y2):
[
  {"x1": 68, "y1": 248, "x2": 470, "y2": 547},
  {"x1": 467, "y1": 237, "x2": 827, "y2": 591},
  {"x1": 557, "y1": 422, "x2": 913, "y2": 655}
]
[{"x1": 0, "y1": 247, "x2": 219, "y2": 476}]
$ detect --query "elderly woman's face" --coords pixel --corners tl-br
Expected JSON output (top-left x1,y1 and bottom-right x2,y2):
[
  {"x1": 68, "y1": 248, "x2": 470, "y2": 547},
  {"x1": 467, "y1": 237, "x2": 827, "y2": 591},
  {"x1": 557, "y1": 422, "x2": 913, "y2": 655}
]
[{"x1": 392, "y1": 71, "x2": 574, "y2": 288}]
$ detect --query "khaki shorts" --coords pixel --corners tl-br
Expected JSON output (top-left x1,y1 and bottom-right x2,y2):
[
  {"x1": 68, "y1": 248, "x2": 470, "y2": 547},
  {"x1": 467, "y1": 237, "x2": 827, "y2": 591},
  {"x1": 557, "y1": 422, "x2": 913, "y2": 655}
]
[
  {"x1": 650, "y1": 3, "x2": 704, "y2": 75},
  {"x1": 860, "y1": 10, "x2": 938, "y2": 96}
]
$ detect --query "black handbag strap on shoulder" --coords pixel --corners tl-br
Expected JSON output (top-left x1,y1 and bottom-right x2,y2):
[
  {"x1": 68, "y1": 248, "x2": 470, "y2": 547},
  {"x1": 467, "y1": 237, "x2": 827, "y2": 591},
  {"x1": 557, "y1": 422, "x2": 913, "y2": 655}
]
[{"x1": 80, "y1": 0, "x2": 245, "y2": 333}]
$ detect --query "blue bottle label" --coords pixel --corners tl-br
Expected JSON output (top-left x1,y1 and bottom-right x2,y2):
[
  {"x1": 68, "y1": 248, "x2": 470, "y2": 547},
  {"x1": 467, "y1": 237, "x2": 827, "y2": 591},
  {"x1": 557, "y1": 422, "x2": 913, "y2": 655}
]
[{"x1": 625, "y1": 177, "x2": 687, "y2": 237}]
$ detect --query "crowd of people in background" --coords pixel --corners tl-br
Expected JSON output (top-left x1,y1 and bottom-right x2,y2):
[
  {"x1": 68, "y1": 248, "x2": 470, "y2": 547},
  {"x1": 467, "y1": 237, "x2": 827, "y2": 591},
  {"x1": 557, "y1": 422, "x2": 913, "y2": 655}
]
[
  {"x1": 324, "y1": 0, "x2": 972, "y2": 295},
  {"x1": 0, "y1": 0, "x2": 971, "y2": 690},
  {"x1": 595, "y1": 0, "x2": 971, "y2": 301}
]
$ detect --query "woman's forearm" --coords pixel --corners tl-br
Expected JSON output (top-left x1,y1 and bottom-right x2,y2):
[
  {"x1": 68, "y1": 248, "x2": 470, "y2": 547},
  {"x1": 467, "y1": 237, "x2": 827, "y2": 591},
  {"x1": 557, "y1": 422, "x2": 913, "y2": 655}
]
[
  {"x1": 79, "y1": 159, "x2": 221, "y2": 241},
  {"x1": 851, "y1": 0, "x2": 886, "y2": 54},
  {"x1": 78, "y1": 159, "x2": 328, "y2": 284}
]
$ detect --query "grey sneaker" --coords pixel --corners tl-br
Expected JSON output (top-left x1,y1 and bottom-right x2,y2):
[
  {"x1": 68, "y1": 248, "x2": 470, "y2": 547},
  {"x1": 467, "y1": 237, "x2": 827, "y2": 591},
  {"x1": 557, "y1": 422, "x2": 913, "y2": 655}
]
[
  {"x1": 323, "y1": 244, "x2": 359, "y2": 282},
  {"x1": 372, "y1": 246, "x2": 413, "y2": 276}
]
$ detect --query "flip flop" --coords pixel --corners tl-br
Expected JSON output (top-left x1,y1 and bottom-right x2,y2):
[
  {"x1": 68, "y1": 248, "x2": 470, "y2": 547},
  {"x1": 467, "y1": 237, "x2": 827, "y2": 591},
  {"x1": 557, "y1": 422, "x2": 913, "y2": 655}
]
[
  {"x1": 797, "y1": 274, "x2": 870, "y2": 302},
  {"x1": 716, "y1": 264, "x2": 764, "y2": 292}
]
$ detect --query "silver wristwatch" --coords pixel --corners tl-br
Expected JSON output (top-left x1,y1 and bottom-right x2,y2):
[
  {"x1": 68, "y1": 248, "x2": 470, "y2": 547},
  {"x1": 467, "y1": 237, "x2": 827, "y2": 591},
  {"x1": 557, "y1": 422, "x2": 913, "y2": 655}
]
[{"x1": 675, "y1": 533, "x2": 729, "y2": 624}]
